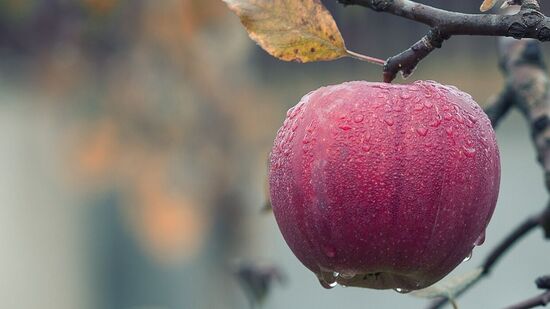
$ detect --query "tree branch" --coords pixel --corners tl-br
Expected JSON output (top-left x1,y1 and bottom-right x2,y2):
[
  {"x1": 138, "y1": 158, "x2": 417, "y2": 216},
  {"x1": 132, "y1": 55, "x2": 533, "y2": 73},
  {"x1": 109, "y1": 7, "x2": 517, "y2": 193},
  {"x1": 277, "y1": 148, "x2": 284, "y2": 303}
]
[
  {"x1": 536, "y1": 275, "x2": 550, "y2": 290},
  {"x1": 495, "y1": 37, "x2": 550, "y2": 192},
  {"x1": 382, "y1": 28, "x2": 449, "y2": 82},
  {"x1": 504, "y1": 275, "x2": 550, "y2": 309},
  {"x1": 504, "y1": 291, "x2": 550, "y2": 309},
  {"x1": 484, "y1": 88, "x2": 515, "y2": 128},
  {"x1": 501, "y1": 273, "x2": 550, "y2": 309},
  {"x1": 338, "y1": 0, "x2": 550, "y2": 82}
]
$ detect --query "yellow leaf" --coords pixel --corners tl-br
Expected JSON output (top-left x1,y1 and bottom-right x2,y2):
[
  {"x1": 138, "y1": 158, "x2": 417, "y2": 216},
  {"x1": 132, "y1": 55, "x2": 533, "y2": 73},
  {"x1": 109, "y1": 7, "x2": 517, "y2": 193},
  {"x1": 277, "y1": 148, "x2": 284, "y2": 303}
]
[
  {"x1": 223, "y1": 0, "x2": 348, "y2": 63},
  {"x1": 480, "y1": 0, "x2": 499, "y2": 12}
]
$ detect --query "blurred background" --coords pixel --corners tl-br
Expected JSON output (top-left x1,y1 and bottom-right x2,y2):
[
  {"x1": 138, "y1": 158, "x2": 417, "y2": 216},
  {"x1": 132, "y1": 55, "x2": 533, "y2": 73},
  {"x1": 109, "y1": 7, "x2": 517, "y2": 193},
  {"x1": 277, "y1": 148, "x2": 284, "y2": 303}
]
[{"x1": 0, "y1": 0, "x2": 549, "y2": 308}]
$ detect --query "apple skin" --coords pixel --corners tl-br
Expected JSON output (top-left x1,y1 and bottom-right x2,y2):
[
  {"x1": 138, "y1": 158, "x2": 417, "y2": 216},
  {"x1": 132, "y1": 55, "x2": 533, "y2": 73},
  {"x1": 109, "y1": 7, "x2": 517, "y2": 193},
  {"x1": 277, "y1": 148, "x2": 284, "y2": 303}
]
[{"x1": 268, "y1": 81, "x2": 500, "y2": 291}]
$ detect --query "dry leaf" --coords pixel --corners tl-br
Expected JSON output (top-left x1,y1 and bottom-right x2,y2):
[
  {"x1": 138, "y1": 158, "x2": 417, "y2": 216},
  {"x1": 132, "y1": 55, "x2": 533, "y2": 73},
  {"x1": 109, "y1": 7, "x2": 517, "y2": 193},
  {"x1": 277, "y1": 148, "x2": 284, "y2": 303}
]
[
  {"x1": 223, "y1": 0, "x2": 348, "y2": 63},
  {"x1": 480, "y1": 0, "x2": 499, "y2": 12}
]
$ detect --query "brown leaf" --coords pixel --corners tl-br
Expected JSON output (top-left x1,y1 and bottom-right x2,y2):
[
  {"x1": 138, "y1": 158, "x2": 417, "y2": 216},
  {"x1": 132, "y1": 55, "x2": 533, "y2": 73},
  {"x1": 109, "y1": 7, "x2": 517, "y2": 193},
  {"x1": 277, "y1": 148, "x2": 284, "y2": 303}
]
[
  {"x1": 223, "y1": 0, "x2": 347, "y2": 63},
  {"x1": 480, "y1": 0, "x2": 499, "y2": 12}
]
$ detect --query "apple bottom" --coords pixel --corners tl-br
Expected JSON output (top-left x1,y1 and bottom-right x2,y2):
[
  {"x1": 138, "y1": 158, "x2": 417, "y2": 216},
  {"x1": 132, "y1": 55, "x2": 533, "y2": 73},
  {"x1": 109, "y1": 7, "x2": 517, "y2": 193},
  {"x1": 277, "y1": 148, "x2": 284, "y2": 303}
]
[{"x1": 316, "y1": 267, "x2": 442, "y2": 292}]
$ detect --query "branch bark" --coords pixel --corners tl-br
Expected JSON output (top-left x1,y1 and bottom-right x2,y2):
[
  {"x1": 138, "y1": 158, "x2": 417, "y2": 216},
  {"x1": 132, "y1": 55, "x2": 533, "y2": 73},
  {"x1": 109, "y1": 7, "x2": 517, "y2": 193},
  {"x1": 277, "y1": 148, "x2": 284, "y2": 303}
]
[
  {"x1": 536, "y1": 275, "x2": 550, "y2": 290},
  {"x1": 484, "y1": 87, "x2": 515, "y2": 128},
  {"x1": 504, "y1": 290, "x2": 550, "y2": 309},
  {"x1": 495, "y1": 37, "x2": 550, "y2": 192},
  {"x1": 338, "y1": 0, "x2": 550, "y2": 82}
]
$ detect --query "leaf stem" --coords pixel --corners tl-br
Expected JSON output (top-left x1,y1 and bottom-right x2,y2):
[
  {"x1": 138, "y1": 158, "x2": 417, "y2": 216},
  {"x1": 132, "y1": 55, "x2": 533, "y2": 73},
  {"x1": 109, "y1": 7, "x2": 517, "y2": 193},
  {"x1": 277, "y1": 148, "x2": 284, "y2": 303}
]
[{"x1": 345, "y1": 50, "x2": 385, "y2": 66}]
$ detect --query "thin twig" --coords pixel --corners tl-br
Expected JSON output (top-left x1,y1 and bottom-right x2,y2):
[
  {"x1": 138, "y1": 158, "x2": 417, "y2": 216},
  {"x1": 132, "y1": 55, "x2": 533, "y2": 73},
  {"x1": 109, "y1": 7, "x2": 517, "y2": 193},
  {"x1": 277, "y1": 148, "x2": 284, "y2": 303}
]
[
  {"x1": 503, "y1": 273, "x2": 550, "y2": 309},
  {"x1": 503, "y1": 290, "x2": 550, "y2": 309},
  {"x1": 536, "y1": 276, "x2": 550, "y2": 290},
  {"x1": 338, "y1": 0, "x2": 549, "y2": 82}
]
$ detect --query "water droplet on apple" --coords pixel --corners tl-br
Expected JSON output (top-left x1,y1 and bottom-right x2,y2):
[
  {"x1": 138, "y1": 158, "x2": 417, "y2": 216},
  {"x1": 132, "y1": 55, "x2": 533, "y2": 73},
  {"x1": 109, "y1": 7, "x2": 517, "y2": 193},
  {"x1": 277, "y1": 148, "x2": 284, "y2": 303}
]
[
  {"x1": 319, "y1": 279, "x2": 337, "y2": 289},
  {"x1": 462, "y1": 251, "x2": 472, "y2": 262},
  {"x1": 393, "y1": 288, "x2": 411, "y2": 294},
  {"x1": 430, "y1": 117, "x2": 442, "y2": 128},
  {"x1": 318, "y1": 270, "x2": 338, "y2": 289},
  {"x1": 287, "y1": 107, "x2": 296, "y2": 118},
  {"x1": 463, "y1": 147, "x2": 476, "y2": 158},
  {"x1": 372, "y1": 83, "x2": 391, "y2": 89},
  {"x1": 384, "y1": 118, "x2": 394, "y2": 126},
  {"x1": 416, "y1": 127, "x2": 428, "y2": 137},
  {"x1": 364, "y1": 132, "x2": 371, "y2": 141},
  {"x1": 354, "y1": 114, "x2": 364, "y2": 123},
  {"x1": 339, "y1": 272, "x2": 356, "y2": 279},
  {"x1": 322, "y1": 245, "x2": 336, "y2": 258},
  {"x1": 475, "y1": 231, "x2": 486, "y2": 246},
  {"x1": 444, "y1": 113, "x2": 453, "y2": 121},
  {"x1": 339, "y1": 124, "x2": 352, "y2": 131}
]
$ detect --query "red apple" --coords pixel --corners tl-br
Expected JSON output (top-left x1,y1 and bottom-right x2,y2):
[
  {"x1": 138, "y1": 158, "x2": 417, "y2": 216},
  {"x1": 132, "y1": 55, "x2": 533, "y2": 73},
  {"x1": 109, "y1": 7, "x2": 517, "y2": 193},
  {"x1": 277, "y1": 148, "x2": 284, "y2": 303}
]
[{"x1": 268, "y1": 81, "x2": 500, "y2": 291}]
